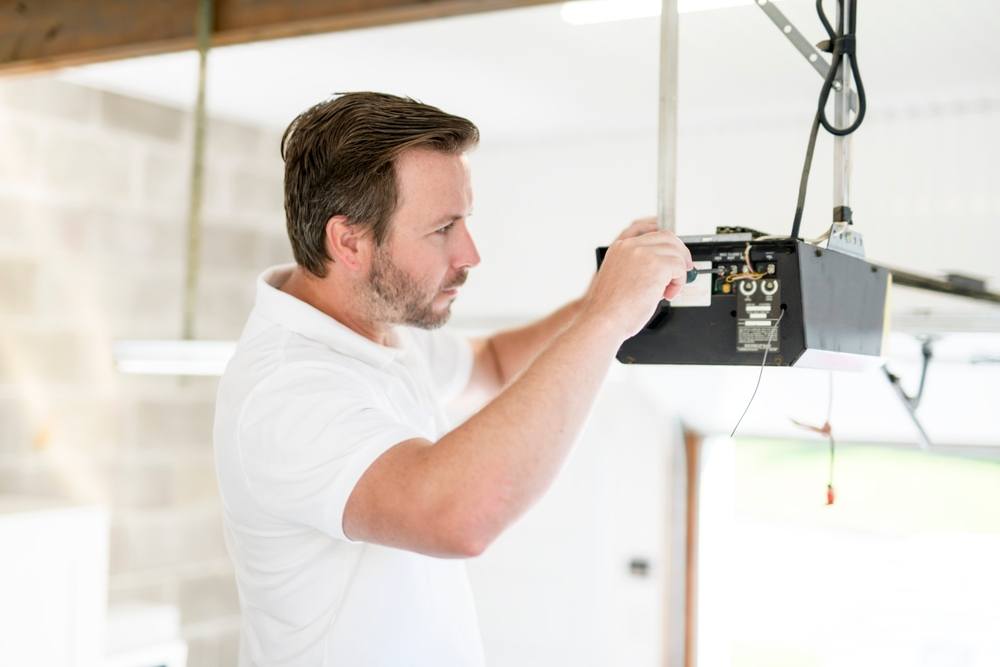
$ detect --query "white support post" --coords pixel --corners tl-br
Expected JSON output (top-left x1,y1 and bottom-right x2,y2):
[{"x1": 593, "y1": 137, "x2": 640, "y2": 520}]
[
  {"x1": 832, "y1": 1, "x2": 852, "y2": 222},
  {"x1": 657, "y1": 0, "x2": 680, "y2": 233}
]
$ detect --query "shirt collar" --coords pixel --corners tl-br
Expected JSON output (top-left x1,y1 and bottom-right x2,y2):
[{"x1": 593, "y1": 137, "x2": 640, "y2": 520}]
[{"x1": 254, "y1": 263, "x2": 409, "y2": 369}]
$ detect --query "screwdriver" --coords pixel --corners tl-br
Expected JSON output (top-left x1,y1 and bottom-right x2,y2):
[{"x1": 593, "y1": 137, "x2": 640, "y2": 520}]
[{"x1": 685, "y1": 267, "x2": 723, "y2": 284}]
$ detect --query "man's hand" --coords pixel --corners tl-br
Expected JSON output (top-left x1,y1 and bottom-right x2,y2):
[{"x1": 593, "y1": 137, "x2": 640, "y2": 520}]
[
  {"x1": 582, "y1": 222, "x2": 693, "y2": 342},
  {"x1": 611, "y1": 216, "x2": 660, "y2": 244},
  {"x1": 584, "y1": 217, "x2": 660, "y2": 300},
  {"x1": 466, "y1": 219, "x2": 666, "y2": 405}
]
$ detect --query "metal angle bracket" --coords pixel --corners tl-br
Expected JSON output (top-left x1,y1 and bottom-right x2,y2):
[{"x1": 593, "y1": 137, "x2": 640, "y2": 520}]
[
  {"x1": 754, "y1": 0, "x2": 858, "y2": 113},
  {"x1": 882, "y1": 339, "x2": 934, "y2": 449}
]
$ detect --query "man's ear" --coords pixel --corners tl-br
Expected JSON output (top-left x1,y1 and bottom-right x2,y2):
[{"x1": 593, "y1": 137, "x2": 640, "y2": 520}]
[{"x1": 324, "y1": 216, "x2": 372, "y2": 271}]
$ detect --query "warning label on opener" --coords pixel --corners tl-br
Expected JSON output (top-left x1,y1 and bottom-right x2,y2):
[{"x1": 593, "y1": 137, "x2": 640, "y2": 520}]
[{"x1": 736, "y1": 279, "x2": 781, "y2": 353}]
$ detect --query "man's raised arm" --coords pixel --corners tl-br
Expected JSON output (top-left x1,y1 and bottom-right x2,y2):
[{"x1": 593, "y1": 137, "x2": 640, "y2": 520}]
[
  {"x1": 343, "y1": 228, "x2": 692, "y2": 558},
  {"x1": 465, "y1": 217, "x2": 661, "y2": 400}
]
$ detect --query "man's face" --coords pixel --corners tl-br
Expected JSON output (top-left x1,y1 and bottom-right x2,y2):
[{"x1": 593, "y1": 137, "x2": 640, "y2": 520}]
[{"x1": 362, "y1": 148, "x2": 479, "y2": 329}]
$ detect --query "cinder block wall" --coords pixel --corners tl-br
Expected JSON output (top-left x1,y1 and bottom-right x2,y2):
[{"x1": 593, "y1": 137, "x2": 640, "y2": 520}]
[{"x1": 0, "y1": 74, "x2": 292, "y2": 665}]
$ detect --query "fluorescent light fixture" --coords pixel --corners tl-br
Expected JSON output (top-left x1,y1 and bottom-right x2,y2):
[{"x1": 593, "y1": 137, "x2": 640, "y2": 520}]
[
  {"x1": 561, "y1": 0, "x2": 756, "y2": 25},
  {"x1": 113, "y1": 340, "x2": 235, "y2": 376}
]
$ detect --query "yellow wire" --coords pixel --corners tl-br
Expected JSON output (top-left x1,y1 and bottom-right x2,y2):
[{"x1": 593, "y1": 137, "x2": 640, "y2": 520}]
[
  {"x1": 723, "y1": 226, "x2": 834, "y2": 284},
  {"x1": 724, "y1": 242, "x2": 767, "y2": 283}
]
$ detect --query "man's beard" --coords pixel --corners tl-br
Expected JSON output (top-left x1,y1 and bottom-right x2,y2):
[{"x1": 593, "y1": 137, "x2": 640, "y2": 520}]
[{"x1": 365, "y1": 245, "x2": 468, "y2": 330}]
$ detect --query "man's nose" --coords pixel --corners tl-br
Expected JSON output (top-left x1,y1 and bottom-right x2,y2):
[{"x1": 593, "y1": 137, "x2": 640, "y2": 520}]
[{"x1": 455, "y1": 223, "x2": 481, "y2": 269}]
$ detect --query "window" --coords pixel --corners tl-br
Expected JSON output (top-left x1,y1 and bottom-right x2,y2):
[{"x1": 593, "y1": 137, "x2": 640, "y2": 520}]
[{"x1": 698, "y1": 437, "x2": 1000, "y2": 667}]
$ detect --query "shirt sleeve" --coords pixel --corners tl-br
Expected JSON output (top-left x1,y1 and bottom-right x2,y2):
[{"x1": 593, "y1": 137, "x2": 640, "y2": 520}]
[
  {"x1": 236, "y1": 365, "x2": 422, "y2": 541},
  {"x1": 415, "y1": 327, "x2": 474, "y2": 404}
]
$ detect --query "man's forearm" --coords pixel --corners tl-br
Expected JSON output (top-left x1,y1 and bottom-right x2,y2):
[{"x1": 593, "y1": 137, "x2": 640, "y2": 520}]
[
  {"x1": 429, "y1": 313, "x2": 622, "y2": 554},
  {"x1": 488, "y1": 297, "x2": 585, "y2": 386}
]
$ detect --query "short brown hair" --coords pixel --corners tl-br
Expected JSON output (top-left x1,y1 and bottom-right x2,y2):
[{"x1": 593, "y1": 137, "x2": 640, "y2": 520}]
[{"x1": 280, "y1": 92, "x2": 480, "y2": 277}]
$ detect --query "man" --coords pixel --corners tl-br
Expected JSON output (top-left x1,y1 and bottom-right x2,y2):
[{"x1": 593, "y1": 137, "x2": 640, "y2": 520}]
[{"x1": 214, "y1": 92, "x2": 692, "y2": 666}]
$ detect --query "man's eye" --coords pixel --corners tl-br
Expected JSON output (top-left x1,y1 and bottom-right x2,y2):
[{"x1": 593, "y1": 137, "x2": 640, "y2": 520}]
[{"x1": 436, "y1": 223, "x2": 455, "y2": 234}]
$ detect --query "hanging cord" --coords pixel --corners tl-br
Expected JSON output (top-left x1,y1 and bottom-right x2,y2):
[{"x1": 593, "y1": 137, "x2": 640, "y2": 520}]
[
  {"x1": 815, "y1": 0, "x2": 866, "y2": 136},
  {"x1": 789, "y1": 0, "x2": 867, "y2": 239},
  {"x1": 791, "y1": 371, "x2": 837, "y2": 505},
  {"x1": 182, "y1": 0, "x2": 213, "y2": 340},
  {"x1": 789, "y1": 114, "x2": 822, "y2": 240},
  {"x1": 730, "y1": 309, "x2": 785, "y2": 438}
]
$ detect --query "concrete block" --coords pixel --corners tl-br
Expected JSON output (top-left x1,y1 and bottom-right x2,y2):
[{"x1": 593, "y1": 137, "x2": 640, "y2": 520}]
[
  {"x1": 256, "y1": 232, "x2": 293, "y2": 268},
  {"x1": 109, "y1": 505, "x2": 226, "y2": 574},
  {"x1": 0, "y1": 197, "x2": 32, "y2": 251},
  {"x1": 0, "y1": 330, "x2": 106, "y2": 385},
  {"x1": 45, "y1": 202, "x2": 104, "y2": 256},
  {"x1": 114, "y1": 373, "x2": 219, "y2": 406},
  {"x1": 43, "y1": 398, "x2": 123, "y2": 455},
  {"x1": 144, "y1": 151, "x2": 229, "y2": 219},
  {"x1": 106, "y1": 454, "x2": 218, "y2": 509},
  {"x1": 142, "y1": 150, "x2": 189, "y2": 216},
  {"x1": 201, "y1": 163, "x2": 231, "y2": 217},
  {"x1": 184, "y1": 636, "x2": 221, "y2": 667},
  {"x1": 0, "y1": 199, "x2": 107, "y2": 257},
  {"x1": 230, "y1": 167, "x2": 283, "y2": 217},
  {"x1": 177, "y1": 571, "x2": 240, "y2": 625},
  {"x1": 129, "y1": 398, "x2": 215, "y2": 449},
  {"x1": 96, "y1": 266, "x2": 184, "y2": 336},
  {"x1": 199, "y1": 223, "x2": 260, "y2": 271},
  {"x1": 0, "y1": 76, "x2": 100, "y2": 124},
  {"x1": 194, "y1": 276, "x2": 255, "y2": 339},
  {"x1": 31, "y1": 254, "x2": 119, "y2": 329},
  {"x1": 0, "y1": 399, "x2": 33, "y2": 455},
  {"x1": 217, "y1": 629, "x2": 240, "y2": 667},
  {"x1": 0, "y1": 117, "x2": 41, "y2": 187},
  {"x1": 106, "y1": 578, "x2": 173, "y2": 608},
  {"x1": 0, "y1": 256, "x2": 39, "y2": 315},
  {"x1": 184, "y1": 628, "x2": 238, "y2": 667},
  {"x1": 108, "y1": 461, "x2": 173, "y2": 509},
  {"x1": 94, "y1": 212, "x2": 185, "y2": 264},
  {"x1": 169, "y1": 453, "x2": 222, "y2": 504},
  {"x1": 257, "y1": 128, "x2": 284, "y2": 163},
  {"x1": 207, "y1": 117, "x2": 263, "y2": 160},
  {"x1": 40, "y1": 130, "x2": 135, "y2": 201},
  {"x1": 0, "y1": 393, "x2": 115, "y2": 460},
  {"x1": 0, "y1": 462, "x2": 71, "y2": 500},
  {"x1": 100, "y1": 91, "x2": 184, "y2": 143}
]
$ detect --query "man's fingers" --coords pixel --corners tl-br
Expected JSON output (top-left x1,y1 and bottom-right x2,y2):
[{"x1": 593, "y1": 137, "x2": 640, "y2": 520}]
[
  {"x1": 663, "y1": 278, "x2": 685, "y2": 301},
  {"x1": 629, "y1": 230, "x2": 675, "y2": 244},
  {"x1": 627, "y1": 217, "x2": 657, "y2": 229},
  {"x1": 629, "y1": 231, "x2": 691, "y2": 258},
  {"x1": 615, "y1": 218, "x2": 659, "y2": 242}
]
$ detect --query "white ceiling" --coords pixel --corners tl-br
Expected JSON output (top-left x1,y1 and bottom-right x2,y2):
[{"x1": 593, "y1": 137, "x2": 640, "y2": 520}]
[{"x1": 60, "y1": 1, "x2": 1000, "y2": 141}]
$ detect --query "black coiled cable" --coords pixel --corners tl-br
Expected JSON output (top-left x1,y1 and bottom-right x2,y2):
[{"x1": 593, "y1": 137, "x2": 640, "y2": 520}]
[
  {"x1": 790, "y1": 0, "x2": 867, "y2": 239},
  {"x1": 816, "y1": 0, "x2": 867, "y2": 135}
]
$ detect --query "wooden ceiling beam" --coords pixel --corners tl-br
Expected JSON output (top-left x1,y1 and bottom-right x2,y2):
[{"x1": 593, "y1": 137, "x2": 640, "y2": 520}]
[{"x1": 0, "y1": 0, "x2": 561, "y2": 75}]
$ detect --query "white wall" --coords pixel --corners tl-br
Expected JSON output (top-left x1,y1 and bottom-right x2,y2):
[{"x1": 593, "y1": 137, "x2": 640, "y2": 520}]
[{"x1": 464, "y1": 368, "x2": 679, "y2": 667}]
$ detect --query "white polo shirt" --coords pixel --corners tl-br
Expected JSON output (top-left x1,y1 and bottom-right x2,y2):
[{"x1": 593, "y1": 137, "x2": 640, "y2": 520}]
[{"x1": 213, "y1": 264, "x2": 483, "y2": 667}]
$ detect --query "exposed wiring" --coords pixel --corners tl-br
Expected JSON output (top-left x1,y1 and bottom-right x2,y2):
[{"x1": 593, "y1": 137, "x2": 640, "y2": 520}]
[
  {"x1": 724, "y1": 226, "x2": 833, "y2": 283},
  {"x1": 730, "y1": 309, "x2": 785, "y2": 438},
  {"x1": 724, "y1": 243, "x2": 766, "y2": 283},
  {"x1": 791, "y1": 371, "x2": 837, "y2": 505},
  {"x1": 789, "y1": 0, "x2": 867, "y2": 240}
]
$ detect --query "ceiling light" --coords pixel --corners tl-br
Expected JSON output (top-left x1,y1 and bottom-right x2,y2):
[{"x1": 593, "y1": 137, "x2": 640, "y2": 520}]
[
  {"x1": 112, "y1": 340, "x2": 235, "y2": 376},
  {"x1": 561, "y1": 0, "x2": 755, "y2": 25}
]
